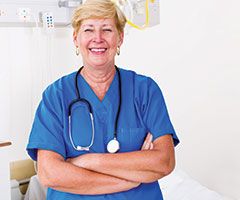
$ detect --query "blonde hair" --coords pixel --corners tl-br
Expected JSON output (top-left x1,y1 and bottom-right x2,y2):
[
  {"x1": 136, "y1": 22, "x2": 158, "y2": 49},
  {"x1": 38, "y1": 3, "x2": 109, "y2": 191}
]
[{"x1": 71, "y1": 0, "x2": 127, "y2": 34}]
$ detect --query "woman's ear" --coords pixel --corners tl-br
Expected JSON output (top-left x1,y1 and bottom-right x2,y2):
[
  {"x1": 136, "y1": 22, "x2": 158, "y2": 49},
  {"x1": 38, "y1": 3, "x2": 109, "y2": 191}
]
[
  {"x1": 118, "y1": 31, "x2": 124, "y2": 47},
  {"x1": 73, "y1": 31, "x2": 78, "y2": 47}
]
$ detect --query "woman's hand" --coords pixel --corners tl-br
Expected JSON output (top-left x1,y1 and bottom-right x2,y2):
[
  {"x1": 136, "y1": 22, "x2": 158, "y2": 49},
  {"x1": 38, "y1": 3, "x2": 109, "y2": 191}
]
[{"x1": 141, "y1": 133, "x2": 153, "y2": 150}]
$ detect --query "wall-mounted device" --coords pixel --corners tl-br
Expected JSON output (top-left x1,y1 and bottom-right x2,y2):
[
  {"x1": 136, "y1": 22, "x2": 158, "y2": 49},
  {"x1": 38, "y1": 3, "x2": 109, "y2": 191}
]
[{"x1": 0, "y1": 0, "x2": 160, "y2": 29}]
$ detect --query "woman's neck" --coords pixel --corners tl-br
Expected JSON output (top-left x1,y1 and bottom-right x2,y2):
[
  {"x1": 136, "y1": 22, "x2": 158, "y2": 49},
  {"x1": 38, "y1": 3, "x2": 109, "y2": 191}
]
[{"x1": 81, "y1": 66, "x2": 116, "y2": 101}]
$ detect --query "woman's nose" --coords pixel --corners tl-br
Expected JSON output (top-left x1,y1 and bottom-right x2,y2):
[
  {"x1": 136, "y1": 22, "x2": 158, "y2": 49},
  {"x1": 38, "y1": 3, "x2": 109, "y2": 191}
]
[{"x1": 93, "y1": 31, "x2": 103, "y2": 42}]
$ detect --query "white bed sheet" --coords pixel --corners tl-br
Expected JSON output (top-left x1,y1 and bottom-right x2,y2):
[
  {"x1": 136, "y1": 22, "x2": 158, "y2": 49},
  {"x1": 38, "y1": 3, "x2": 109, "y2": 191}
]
[
  {"x1": 159, "y1": 169, "x2": 235, "y2": 200},
  {"x1": 24, "y1": 170, "x2": 235, "y2": 200}
]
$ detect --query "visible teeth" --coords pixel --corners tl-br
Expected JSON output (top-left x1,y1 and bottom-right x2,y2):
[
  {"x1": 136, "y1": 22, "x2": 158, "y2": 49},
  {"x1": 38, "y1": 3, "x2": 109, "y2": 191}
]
[{"x1": 90, "y1": 48, "x2": 106, "y2": 52}]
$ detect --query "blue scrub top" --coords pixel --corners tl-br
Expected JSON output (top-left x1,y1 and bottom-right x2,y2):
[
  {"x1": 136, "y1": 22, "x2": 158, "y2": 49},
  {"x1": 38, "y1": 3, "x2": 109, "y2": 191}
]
[{"x1": 27, "y1": 67, "x2": 179, "y2": 200}]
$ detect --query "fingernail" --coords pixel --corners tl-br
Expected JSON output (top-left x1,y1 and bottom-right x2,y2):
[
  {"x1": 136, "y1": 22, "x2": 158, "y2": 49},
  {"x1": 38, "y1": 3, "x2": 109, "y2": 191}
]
[{"x1": 150, "y1": 143, "x2": 153, "y2": 149}]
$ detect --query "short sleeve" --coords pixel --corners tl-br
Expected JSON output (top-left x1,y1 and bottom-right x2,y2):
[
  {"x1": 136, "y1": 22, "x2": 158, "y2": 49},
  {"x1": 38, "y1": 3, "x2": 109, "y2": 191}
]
[
  {"x1": 140, "y1": 78, "x2": 179, "y2": 146},
  {"x1": 26, "y1": 84, "x2": 66, "y2": 161}
]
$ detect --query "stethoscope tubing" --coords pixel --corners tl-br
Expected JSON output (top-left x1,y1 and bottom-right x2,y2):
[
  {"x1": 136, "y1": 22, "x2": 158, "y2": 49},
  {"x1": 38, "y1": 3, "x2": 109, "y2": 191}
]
[
  {"x1": 68, "y1": 66, "x2": 121, "y2": 151},
  {"x1": 68, "y1": 113, "x2": 95, "y2": 151}
]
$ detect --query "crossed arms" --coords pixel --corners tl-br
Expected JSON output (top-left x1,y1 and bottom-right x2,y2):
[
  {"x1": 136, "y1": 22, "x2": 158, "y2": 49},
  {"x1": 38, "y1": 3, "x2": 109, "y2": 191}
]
[{"x1": 37, "y1": 133, "x2": 175, "y2": 195}]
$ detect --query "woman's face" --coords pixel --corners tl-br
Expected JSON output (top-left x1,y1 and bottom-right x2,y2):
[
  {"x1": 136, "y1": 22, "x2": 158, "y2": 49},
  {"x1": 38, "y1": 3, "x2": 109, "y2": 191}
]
[{"x1": 73, "y1": 18, "x2": 123, "y2": 69}]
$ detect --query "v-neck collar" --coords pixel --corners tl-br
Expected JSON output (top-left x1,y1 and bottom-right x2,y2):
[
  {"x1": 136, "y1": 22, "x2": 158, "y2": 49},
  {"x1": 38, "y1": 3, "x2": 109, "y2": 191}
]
[{"x1": 77, "y1": 69, "x2": 119, "y2": 114}]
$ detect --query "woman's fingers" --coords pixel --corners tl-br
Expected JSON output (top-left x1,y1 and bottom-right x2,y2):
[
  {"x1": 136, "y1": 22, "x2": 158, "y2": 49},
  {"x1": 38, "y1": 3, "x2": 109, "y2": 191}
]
[
  {"x1": 141, "y1": 141, "x2": 147, "y2": 150},
  {"x1": 141, "y1": 133, "x2": 150, "y2": 150},
  {"x1": 145, "y1": 134, "x2": 153, "y2": 149},
  {"x1": 141, "y1": 133, "x2": 153, "y2": 150}
]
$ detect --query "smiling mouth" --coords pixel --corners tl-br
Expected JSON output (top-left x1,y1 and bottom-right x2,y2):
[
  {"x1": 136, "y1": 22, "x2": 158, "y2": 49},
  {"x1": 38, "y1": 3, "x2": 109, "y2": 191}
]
[{"x1": 89, "y1": 48, "x2": 107, "y2": 53}]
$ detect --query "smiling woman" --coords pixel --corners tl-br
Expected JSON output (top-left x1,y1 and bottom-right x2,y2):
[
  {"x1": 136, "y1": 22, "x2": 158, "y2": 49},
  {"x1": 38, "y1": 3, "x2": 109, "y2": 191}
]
[
  {"x1": 71, "y1": 0, "x2": 125, "y2": 73},
  {"x1": 74, "y1": 18, "x2": 123, "y2": 73},
  {"x1": 26, "y1": 0, "x2": 179, "y2": 199}
]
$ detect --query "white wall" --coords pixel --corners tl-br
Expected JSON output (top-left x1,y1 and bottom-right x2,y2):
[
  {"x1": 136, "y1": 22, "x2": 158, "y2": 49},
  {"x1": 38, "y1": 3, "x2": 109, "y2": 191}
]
[
  {"x1": 0, "y1": 27, "x2": 79, "y2": 159},
  {"x1": 118, "y1": 0, "x2": 240, "y2": 198},
  {"x1": 0, "y1": 0, "x2": 239, "y2": 199}
]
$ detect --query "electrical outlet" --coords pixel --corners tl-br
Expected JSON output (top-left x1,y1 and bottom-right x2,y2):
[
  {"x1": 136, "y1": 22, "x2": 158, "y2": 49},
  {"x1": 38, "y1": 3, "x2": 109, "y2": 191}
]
[{"x1": 17, "y1": 8, "x2": 31, "y2": 22}]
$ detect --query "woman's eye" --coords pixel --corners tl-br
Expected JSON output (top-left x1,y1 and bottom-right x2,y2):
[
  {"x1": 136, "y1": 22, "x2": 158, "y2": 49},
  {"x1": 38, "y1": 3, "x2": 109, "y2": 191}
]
[
  {"x1": 103, "y1": 29, "x2": 112, "y2": 32},
  {"x1": 84, "y1": 29, "x2": 93, "y2": 32}
]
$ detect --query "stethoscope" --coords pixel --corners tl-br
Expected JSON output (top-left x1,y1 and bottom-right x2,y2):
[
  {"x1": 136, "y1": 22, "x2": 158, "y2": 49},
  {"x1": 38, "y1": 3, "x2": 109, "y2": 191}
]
[{"x1": 68, "y1": 66, "x2": 122, "y2": 153}]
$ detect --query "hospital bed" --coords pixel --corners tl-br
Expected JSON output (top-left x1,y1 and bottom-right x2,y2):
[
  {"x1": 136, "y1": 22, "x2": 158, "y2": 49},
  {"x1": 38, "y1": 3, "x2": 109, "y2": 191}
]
[{"x1": 10, "y1": 159, "x2": 235, "y2": 200}]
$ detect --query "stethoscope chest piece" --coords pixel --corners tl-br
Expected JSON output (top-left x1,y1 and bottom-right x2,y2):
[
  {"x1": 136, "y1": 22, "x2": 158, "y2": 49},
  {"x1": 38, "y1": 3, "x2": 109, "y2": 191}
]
[{"x1": 107, "y1": 138, "x2": 120, "y2": 153}]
